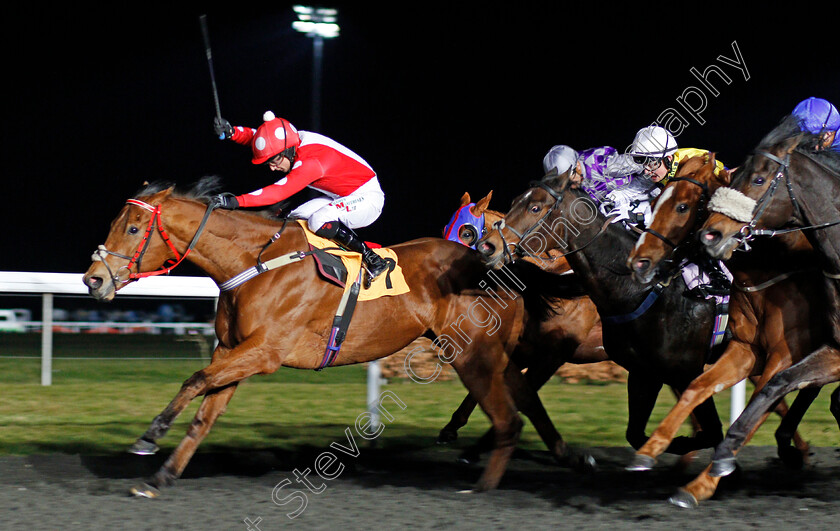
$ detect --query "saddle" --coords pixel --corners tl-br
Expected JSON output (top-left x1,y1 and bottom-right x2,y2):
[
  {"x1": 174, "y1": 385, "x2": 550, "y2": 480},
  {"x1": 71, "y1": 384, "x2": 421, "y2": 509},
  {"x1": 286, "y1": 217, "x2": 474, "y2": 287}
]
[{"x1": 297, "y1": 221, "x2": 409, "y2": 301}]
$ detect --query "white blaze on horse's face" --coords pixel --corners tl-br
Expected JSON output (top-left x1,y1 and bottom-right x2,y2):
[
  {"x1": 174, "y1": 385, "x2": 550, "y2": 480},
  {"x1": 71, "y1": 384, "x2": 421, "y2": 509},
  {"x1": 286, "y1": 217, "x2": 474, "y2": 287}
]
[{"x1": 633, "y1": 185, "x2": 675, "y2": 252}]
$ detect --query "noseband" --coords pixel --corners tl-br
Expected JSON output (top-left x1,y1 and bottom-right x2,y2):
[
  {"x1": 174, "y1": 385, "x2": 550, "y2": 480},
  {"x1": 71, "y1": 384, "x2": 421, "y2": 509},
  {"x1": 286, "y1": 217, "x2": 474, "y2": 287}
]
[
  {"x1": 642, "y1": 175, "x2": 710, "y2": 250},
  {"x1": 92, "y1": 199, "x2": 216, "y2": 287}
]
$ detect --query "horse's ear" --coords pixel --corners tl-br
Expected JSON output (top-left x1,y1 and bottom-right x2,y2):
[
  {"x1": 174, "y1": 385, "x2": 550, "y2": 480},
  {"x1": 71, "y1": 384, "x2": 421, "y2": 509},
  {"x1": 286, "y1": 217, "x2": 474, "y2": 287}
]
[
  {"x1": 782, "y1": 133, "x2": 806, "y2": 154},
  {"x1": 471, "y1": 190, "x2": 493, "y2": 216},
  {"x1": 708, "y1": 152, "x2": 716, "y2": 166},
  {"x1": 718, "y1": 166, "x2": 733, "y2": 186},
  {"x1": 459, "y1": 192, "x2": 471, "y2": 207}
]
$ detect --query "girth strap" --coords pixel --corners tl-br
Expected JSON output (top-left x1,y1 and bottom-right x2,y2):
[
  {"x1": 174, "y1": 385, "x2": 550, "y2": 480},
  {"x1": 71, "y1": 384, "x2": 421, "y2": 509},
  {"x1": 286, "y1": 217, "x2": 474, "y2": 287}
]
[{"x1": 602, "y1": 283, "x2": 664, "y2": 325}]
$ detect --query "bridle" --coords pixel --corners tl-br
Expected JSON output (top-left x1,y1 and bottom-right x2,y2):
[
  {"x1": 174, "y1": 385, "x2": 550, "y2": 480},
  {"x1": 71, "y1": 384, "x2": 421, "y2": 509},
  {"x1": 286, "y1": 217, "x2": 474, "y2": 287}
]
[
  {"x1": 490, "y1": 178, "x2": 614, "y2": 264},
  {"x1": 642, "y1": 175, "x2": 710, "y2": 250},
  {"x1": 91, "y1": 199, "x2": 216, "y2": 287},
  {"x1": 736, "y1": 150, "x2": 803, "y2": 242}
]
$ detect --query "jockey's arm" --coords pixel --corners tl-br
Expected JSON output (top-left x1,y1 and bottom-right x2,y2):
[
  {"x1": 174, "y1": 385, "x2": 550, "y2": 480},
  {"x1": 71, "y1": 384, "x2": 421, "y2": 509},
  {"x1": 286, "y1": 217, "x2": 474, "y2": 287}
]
[{"x1": 235, "y1": 159, "x2": 324, "y2": 208}]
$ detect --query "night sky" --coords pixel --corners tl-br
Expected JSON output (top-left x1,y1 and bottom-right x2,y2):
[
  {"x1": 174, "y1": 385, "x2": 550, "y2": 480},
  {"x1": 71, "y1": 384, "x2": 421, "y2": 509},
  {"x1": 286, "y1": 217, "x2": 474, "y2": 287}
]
[{"x1": 4, "y1": 5, "x2": 838, "y2": 274}]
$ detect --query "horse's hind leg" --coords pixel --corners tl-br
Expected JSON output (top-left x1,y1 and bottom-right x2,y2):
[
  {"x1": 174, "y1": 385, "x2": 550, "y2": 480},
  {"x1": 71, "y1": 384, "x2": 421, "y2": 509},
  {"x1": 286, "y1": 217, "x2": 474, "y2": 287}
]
[
  {"x1": 773, "y1": 386, "x2": 819, "y2": 468},
  {"x1": 130, "y1": 384, "x2": 238, "y2": 497},
  {"x1": 451, "y1": 349, "x2": 522, "y2": 492}
]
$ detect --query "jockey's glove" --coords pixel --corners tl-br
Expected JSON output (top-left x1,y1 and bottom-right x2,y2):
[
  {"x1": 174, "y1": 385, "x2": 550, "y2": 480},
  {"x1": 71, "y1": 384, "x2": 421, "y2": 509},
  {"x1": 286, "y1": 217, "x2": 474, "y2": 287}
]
[
  {"x1": 210, "y1": 193, "x2": 239, "y2": 210},
  {"x1": 213, "y1": 117, "x2": 234, "y2": 140}
]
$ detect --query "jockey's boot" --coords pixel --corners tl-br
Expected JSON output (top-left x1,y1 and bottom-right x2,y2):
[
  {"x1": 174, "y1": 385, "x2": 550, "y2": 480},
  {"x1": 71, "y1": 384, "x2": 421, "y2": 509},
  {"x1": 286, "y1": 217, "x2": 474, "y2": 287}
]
[{"x1": 315, "y1": 221, "x2": 389, "y2": 288}]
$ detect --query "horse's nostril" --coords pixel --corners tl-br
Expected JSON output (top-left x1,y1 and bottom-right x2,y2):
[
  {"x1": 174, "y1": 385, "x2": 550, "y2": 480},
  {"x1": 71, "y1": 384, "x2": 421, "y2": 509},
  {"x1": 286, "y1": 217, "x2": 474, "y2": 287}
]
[
  {"x1": 85, "y1": 276, "x2": 103, "y2": 290},
  {"x1": 633, "y1": 259, "x2": 650, "y2": 273},
  {"x1": 701, "y1": 229, "x2": 721, "y2": 244},
  {"x1": 478, "y1": 242, "x2": 495, "y2": 256}
]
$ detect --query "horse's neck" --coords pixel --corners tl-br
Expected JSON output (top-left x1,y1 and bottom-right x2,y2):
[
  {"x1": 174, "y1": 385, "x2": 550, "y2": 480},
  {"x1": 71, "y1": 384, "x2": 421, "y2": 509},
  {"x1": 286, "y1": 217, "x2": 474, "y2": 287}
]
[
  {"x1": 792, "y1": 156, "x2": 840, "y2": 273},
  {"x1": 562, "y1": 213, "x2": 640, "y2": 307},
  {"x1": 167, "y1": 202, "x2": 303, "y2": 284}
]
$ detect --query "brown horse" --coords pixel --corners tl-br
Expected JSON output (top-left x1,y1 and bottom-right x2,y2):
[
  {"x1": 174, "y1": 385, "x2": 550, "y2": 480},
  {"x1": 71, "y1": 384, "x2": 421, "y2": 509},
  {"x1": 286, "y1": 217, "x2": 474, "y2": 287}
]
[
  {"x1": 82, "y1": 178, "x2": 579, "y2": 496},
  {"x1": 697, "y1": 117, "x2": 840, "y2": 482},
  {"x1": 475, "y1": 175, "x2": 739, "y2": 467},
  {"x1": 437, "y1": 191, "x2": 605, "y2": 459},
  {"x1": 626, "y1": 155, "x2": 826, "y2": 507}
]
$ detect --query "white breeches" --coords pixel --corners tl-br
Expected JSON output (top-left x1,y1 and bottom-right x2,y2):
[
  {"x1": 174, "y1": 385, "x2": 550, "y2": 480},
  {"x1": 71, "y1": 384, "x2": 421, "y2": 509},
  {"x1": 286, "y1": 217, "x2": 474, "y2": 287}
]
[{"x1": 291, "y1": 177, "x2": 385, "y2": 231}]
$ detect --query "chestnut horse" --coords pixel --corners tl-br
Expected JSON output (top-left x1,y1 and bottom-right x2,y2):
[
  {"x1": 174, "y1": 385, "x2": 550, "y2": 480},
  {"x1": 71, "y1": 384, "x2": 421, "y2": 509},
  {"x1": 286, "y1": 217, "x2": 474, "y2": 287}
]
[
  {"x1": 82, "y1": 178, "x2": 581, "y2": 496},
  {"x1": 698, "y1": 116, "x2": 840, "y2": 479},
  {"x1": 437, "y1": 191, "x2": 605, "y2": 460},
  {"x1": 626, "y1": 155, "x2": 826, "y2": 506},
  {"x1": 475, "y1": 172, "x2": 733, "y2": 465}
]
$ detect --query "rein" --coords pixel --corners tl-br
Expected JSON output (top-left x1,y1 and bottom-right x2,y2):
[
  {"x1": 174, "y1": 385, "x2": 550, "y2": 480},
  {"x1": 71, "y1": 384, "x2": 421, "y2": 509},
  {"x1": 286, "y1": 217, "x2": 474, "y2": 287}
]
[
  {"x1": 92, "y1": 199, "x2": 216, "y2": 286},
  {"x1": 492, "y1": 179, "x2": 616, "y2": 263}
]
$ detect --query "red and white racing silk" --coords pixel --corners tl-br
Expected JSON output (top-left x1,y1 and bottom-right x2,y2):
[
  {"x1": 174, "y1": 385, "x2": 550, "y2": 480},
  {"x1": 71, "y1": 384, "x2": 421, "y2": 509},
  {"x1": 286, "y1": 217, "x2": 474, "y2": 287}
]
[{"x1": 230, "y1": 127, "x2": 377, "y2": 207}]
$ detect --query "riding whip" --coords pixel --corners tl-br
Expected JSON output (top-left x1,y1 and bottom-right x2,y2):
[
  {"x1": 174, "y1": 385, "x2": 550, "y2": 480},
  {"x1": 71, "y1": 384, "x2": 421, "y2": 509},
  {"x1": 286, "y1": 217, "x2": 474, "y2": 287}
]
[{"x1": 199, "y1": 15, "x2": 223, "y2": 125}]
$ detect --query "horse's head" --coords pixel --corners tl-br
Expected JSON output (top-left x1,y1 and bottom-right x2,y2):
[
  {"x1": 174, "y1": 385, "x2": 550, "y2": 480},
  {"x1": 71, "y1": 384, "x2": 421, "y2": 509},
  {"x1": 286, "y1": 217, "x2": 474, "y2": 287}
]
[
  {"x1": 700, "y1": 134, "x2": 803, "y2": 260},
  {"x1": 628, "y1": 154, "x2": 730, "y2": 283},
  {"x1": 443, "y1": 191, "x2": 493, "y2": 249},
  {"x1": 84, "y1": 184, "x2": 185, "y2": 301},
  {"x1": 477, "y1": 170, "x2": 594, "y2": 271}
]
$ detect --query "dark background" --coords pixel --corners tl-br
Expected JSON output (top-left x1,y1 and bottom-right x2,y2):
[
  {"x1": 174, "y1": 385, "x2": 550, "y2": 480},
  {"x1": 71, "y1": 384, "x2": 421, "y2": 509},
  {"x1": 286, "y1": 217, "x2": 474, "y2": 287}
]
[{"x1": 3, "y1": 4, "x2": 838, "y2": 274}]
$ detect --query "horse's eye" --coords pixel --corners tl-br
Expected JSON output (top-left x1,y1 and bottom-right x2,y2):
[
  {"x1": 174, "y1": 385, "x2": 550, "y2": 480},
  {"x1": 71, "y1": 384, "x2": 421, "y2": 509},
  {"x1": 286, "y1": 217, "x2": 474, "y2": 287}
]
[
  {"x1": 676, "y1": 204, "x2": 689, "y2": 214},
  {"x1": 459, "y1": 226, "x2": 477, "y2": 245},
  {"x1": 128, "y1": 226, "x2": 140, "y2": 235},
  {"x1": 529, "y1": 204, "x2": 542, "y2": 214},
  {"x1": 752, "y1": 176, "x2": 765, "y2": 186}
]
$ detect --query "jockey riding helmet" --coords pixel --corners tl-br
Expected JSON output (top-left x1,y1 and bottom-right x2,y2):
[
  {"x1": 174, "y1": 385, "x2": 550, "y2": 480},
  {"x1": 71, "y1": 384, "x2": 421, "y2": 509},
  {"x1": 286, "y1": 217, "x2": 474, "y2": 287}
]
[
  {"x1": 792, "y1": 97, "x2": 840, "y2": 135},
  {"x1": 251, "y1": 111, "x2": 301, "y2": 165},
  {"x1": 629, "y1": 126, "x2": 678, "y2": 168},
  {"x1": 542, "y1": 145, "x2": 579, "y2": 176}
]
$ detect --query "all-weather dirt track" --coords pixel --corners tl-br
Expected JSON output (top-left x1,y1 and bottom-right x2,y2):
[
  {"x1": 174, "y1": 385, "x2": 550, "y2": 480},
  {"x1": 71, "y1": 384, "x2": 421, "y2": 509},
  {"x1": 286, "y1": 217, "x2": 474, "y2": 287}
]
[{"x1": 1, "y1": 444, "x2": 839, "y2": 530}]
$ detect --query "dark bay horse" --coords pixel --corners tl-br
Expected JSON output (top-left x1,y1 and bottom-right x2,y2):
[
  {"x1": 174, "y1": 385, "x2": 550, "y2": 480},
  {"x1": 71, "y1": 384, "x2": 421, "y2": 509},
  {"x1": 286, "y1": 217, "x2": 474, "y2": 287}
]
[
  {"x1": 626, "y1": 154, "x2": 826, "y2": 506},
  {"x1": 82, "y1": 178, "x2": 578, "y2": 496},
  {"x1": 437, "y1": 191, "x2": 605, "y2": 459},
  {"x1": 698, "y1": 117, "x2": 840, "y2": 480},
  {"x1": 475, "y1": 172, "x2": 731, "y2": 465}
]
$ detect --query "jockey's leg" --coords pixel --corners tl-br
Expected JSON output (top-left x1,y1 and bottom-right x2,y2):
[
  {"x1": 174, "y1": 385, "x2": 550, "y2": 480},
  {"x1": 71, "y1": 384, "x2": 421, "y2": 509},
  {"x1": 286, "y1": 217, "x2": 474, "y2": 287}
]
[{"x1": 315, "y1": 220, "x2": 388, "y2": 288}]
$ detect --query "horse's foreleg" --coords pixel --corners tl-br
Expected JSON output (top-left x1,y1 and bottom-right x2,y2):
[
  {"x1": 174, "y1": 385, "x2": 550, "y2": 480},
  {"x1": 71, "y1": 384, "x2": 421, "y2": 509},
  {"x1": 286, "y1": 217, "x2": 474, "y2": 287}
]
[
  {"x1": 129, "y1": 367, "x2": 218, "y2": 455},
  {"x1": 130, "y1": 384, "x2": 238, "y2": 497},
  {"x1": 624, "y1": 371, "x2": 664, "y2": 451},
  {"x1": 830, "y1": 384, "x2": 840, "y2": 429},
  {"x1": 710, "y1": 345, "x2": 840, "y2": 477},
  {"x1": 437, "y1": 395, "x2": 478, "y2": 444},
  {"x1": 629, "y1": 343, "x2": 753, "y2": 470}
]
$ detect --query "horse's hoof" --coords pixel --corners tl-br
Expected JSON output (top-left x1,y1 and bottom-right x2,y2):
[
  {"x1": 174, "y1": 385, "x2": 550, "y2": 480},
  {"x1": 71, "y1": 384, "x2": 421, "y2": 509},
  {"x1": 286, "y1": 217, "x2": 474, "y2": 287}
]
[
  {"x1": 129, "y1": 482, "x2": 160, "y2": 498},
  {"x1": 709, "y1": 456, "x2": 737, "y2": 477},
  {"x1": 668, "y1": 489, "x2": 698, "y2": 509},
  {"x1": 457, "y1": 450, "x2": 480, "y2": 465},
  {"x1": 777, "y1": 446, "x2": 805, "y2": 470},
  {"x1": 576, "y1": 452, "x2": 597, "y2": 473},
  {"x1": 128, "y1": 438, "x2": 159, "y2": 456},
  {"x1": 436, "y1": 429, "x2": 458, "y2": 445},
  {"x1": 625, "y1": 453, "x2": 656, "y2": 472}
]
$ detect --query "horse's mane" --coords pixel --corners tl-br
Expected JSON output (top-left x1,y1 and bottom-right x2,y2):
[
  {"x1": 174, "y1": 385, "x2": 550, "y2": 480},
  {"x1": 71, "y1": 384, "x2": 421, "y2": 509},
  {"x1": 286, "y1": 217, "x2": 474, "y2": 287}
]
[
  {"x1": 733, "y1": 114, "x2": 840, "y2": 185},
  {"x1": 133, "y1": 176, "x2": 290, "y2": 220},
  {"x1": 133, "y1": 175, "x2": 224, "y2": 202}
]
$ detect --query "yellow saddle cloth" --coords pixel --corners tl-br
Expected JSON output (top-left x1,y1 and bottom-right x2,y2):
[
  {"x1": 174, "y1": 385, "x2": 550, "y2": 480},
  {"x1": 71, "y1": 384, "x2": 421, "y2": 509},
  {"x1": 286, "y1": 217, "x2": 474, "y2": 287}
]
[{"x1": 297, "y1": 221, "x2": 410, "y2": 301}]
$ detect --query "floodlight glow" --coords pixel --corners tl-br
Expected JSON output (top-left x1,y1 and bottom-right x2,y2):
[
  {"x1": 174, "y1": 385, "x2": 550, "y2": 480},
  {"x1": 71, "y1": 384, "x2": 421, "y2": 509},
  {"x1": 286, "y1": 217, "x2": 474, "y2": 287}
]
[{"x1": 293, "y1": 5, "x2": 340, "y2": 38}]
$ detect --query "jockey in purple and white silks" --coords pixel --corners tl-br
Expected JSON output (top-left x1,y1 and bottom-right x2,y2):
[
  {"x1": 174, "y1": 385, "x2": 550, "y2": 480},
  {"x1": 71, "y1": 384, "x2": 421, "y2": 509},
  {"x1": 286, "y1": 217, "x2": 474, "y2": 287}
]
[{"x1": 572, "y1": 146, "x2": 649, "y2": 226}]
